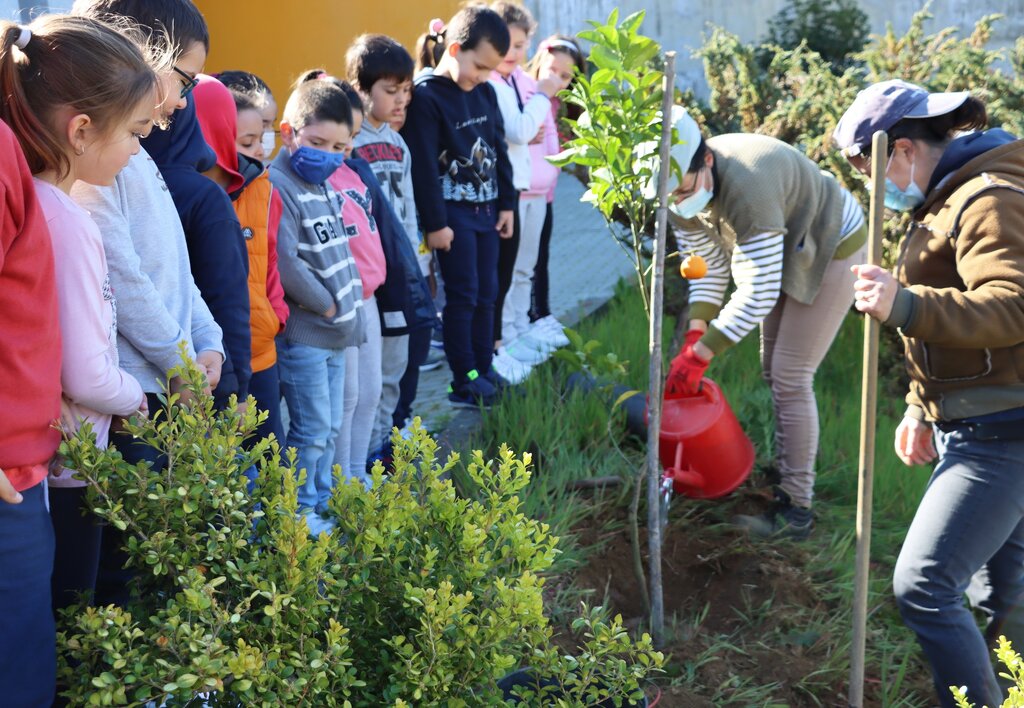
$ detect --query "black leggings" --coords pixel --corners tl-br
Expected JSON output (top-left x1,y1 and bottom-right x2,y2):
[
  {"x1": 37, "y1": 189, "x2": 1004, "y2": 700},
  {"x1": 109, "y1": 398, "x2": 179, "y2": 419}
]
[
  {"x1": 494, "y1": 194, "x2": 521, "y2": 342},
  {"x1": 530, "y1": 202, "x2": 553, "y2": 321}
]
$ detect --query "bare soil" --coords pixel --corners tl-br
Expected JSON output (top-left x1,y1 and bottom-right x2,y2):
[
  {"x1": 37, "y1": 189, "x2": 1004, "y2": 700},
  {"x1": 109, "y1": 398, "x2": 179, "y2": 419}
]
[{"x1": 551, "y1": 486, "x2": 932, "y2": 707}]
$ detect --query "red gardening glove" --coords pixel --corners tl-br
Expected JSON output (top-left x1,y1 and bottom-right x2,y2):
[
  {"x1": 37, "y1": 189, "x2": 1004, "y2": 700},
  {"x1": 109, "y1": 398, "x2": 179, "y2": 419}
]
[
  {"x1": 665, "y1": 344, "x2": 709, "y2": 396},
  {"x1": 684, "y1": 329, "x2": 704, "y2": 348}
]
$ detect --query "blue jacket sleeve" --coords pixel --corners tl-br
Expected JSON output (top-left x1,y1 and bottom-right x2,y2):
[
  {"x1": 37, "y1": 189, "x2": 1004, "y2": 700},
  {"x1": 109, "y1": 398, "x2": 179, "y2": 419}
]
[{"x1": 175, "y1": 174, "x2": 252, "y2": 400}]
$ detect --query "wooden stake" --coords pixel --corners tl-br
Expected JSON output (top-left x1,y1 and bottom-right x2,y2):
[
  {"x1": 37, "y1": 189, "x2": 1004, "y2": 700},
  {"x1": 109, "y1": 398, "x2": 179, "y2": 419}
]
[
  {"x1": 849, "y1": 129, "x2": 887, "y2": 707},
  {"x1": 646, "y1": 50, "x2": 676, "y2": 647}
]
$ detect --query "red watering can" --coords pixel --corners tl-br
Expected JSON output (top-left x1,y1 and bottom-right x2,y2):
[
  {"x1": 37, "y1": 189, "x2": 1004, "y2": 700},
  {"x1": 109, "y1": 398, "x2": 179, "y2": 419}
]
[{"x1": 656, "y1": 378, "x2": 754, "y2": 499}]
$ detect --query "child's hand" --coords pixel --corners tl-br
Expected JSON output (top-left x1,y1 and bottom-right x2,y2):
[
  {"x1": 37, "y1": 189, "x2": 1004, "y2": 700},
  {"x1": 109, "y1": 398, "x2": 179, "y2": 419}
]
[
  {"x1": 324, "y1": 302, "x2": 338, "y2": 319},
  {"x1": 530, "y1": 124, "x2": 546, "y2": 145},
  {"x1": 196, "y1": 350, "x2": 223, "y2": 393},
  {"x1": 0, "y1": 468, "x2": 23, "y2": 504},
  {"x1": 426, "y1": 227, "x2": 454, "y2": 252},
  {"x1": 537, "y1": 76, "x2": 563, "y2": 98},
  {"x1": 496, "y1": 211, "x2": 514, "y2": 239}
]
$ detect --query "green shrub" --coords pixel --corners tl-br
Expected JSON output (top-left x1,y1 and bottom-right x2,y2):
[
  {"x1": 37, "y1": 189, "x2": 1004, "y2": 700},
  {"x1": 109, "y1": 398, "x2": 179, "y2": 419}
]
[
  {"x1": 952, "y1": 636, "x2": 1024, "y2": 707},
  {"x1": 56, "y1": 357, "x2": 662, "y2": 706}
]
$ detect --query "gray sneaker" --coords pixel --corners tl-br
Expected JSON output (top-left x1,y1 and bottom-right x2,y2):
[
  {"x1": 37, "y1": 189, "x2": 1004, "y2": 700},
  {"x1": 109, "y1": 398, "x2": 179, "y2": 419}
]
[{"x1": 733, "y1": 487, "x2": 814, "y2": 539}]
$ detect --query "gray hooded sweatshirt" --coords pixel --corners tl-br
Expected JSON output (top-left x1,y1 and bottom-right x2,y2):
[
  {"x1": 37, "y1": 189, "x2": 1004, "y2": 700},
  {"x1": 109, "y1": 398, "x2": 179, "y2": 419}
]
[{"x1": 70, "y1": 149, "x2": 224, "y2": 393}]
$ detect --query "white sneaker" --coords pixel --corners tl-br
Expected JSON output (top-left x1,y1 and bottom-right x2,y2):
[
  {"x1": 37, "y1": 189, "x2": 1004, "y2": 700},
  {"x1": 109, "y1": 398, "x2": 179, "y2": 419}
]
[
  {"x1": 535, "y1": 315, "x2": 567, "y2": 333},
  {"x1": 529, "y1": 318, "x2": 570, "y2": 348},
  {"x1": 492, "y1": 348, "x2": 533, "y2": 384},
  {"x1": 504, "y1": 333, "x2": 552, "y2": 366}
]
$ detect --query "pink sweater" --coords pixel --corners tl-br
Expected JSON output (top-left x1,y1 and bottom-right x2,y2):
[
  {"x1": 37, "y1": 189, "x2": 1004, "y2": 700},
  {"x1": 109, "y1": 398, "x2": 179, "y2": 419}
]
[
  {"x1": 522, "y1": 73, "x2": 561, "y2": 200},
  {"x1": 328, "y1": 163, "x2": 386, "y2": 299},
  {"x1": 35, "y1": 180, "x2": 145, "y2": 487}
]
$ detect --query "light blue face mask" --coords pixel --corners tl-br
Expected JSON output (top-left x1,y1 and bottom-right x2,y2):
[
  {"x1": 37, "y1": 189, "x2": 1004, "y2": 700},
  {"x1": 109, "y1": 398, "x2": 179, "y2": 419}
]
[
  {"x1": 876, "y1": 153, "x2": 926, "y2": 212},
  {"x1": 669, "y1": 168, "x2": 714, "y2": 219}
]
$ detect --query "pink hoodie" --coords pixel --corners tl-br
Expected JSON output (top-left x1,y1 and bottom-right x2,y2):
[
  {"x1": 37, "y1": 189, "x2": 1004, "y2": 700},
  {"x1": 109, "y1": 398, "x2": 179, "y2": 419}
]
[
  {"x1": 328, "y1": 163, "x2": 386, "y2": 299},
  {"x1": 520, "y1": 71, "x2": 561, "y2": 200},
  {"x1": 35, "y1": 179, "x2": 144, "y2": 487}
]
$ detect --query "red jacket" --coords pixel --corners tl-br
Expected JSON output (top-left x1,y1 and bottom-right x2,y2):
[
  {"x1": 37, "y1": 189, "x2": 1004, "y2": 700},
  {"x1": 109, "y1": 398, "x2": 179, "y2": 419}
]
[{"x1": 0, "y1": 119, "x2": 62, "y2": 490}]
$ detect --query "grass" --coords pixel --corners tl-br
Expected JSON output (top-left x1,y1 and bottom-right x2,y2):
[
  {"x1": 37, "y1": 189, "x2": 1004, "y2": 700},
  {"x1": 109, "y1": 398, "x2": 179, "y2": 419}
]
[{"x1": 454, "y1": 278, "x2": 941, "y2": 705}]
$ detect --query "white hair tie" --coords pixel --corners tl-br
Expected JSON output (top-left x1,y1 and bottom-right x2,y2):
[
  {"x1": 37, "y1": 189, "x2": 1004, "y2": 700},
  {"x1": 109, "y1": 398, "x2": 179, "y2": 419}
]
[{"x1": 14, "y1": 27, "x2": 31, "y2": 50}]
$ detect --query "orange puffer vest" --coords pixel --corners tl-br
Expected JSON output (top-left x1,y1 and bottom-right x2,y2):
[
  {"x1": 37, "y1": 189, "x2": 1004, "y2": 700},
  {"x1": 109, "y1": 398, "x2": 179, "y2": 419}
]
[{"x1": 235, "y1": 171, "x2": 279, "y2": 372}]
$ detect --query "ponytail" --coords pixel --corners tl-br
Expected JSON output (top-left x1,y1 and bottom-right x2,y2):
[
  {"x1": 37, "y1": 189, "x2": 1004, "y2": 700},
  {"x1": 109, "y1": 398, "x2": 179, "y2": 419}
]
[
  {"x1": 889, "y1": 96, "x2": 989, "y2": 147},
  {"x1": 415, "y1": 18, "x2": 446, "y2": 71},
  {"x1": 0, "y1": 15, "x2": 158, "y2": 180},
  {"x1": 0, "y1": 24, "x2": 67, "y2": 179}
]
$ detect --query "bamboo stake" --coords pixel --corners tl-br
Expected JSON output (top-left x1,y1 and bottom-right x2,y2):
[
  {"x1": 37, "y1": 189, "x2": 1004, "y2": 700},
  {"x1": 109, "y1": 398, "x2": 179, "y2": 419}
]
[
  {"x1": 849, "y1": 129, "x2": 887, "y2": 707},
  {"x1": 646, "y1": 50, "x2": 676, "y2": 647}
]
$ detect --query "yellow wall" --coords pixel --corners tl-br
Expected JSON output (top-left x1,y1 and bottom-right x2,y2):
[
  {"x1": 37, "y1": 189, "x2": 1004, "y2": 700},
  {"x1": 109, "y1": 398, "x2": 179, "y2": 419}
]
[{"x1": 194, "y1": 0, "x2": 462, "y2": 115}]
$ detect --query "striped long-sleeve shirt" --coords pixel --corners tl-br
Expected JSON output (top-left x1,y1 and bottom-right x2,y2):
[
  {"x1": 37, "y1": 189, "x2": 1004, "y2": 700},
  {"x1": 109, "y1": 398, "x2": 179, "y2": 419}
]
[{"x1": 676, "y1": 187, "x2": 864, "y2": 354}]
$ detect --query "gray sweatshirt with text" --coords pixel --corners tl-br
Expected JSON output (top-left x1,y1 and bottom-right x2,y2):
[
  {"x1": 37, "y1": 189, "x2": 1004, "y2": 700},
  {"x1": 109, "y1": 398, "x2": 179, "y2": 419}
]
[{"x1": 269, "y1": 150, "x2": 366, "y2": 350}]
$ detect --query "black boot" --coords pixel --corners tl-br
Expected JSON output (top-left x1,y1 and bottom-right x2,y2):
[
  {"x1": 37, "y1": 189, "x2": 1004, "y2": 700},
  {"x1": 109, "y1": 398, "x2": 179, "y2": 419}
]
[{"x1": 733, "y1": 486, "x2": 814, "y2": 539}]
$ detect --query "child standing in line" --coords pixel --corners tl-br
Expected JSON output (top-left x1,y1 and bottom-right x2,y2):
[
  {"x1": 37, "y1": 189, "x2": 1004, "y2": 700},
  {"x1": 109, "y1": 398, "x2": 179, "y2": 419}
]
[
  {"x1": 142, "y1": 91, "x2": 252, "y2": 413},
  {"x1": 403, "y1": 7, "x2": 515, "y2": 408},
  {"x1": 215, "y1": 70, "x2": 279, "y2": 160},
  {"x1": 346, "y1": 34, "x2": 435, "y2": 453},
  {"x1": 193, "y1": 74, "x2": 289, "y2": 443},
  {"x1": 487, "y1": 2, "x2": 570, "y2": 383},
  {"x1": 70, "y1": 0, "x2": 224, "y2": 449},
  {"x1": 524, "y1": 35, "x2": 585, "y2": 338},
  {"x1": 71, "y1": 0, "x2": 224, "y2": 608},
  {"x1": 0, "y1": 15, "x2": 156, "y2": 612},
  {"x1": 269, "y1": 77, "x2": 365, "y2": 534},
  {"x1": 0, "y1": 61, "x2": 62, "y2": 708}
]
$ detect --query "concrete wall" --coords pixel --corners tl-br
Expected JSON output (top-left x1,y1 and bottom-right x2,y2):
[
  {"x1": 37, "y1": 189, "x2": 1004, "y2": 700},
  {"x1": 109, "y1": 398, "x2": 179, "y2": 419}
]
[{"x1": 524, "y1": 0, "x2": 1024, "y2": 97}]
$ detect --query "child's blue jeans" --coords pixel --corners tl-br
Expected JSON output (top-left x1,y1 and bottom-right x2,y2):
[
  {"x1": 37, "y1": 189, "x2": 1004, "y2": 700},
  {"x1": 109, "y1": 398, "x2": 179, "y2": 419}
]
[
  {"x1": 277, "y1": 338, "x2": 346, "y2": 512},
  {"x1": 435, "y1": 202, "x2": 500, "y2": 382},
  {"x1": 0, "y1": 480, "x2": 55, "y2": 707},
  {"x1": 894, "y1": 422, "x2": 1024, "y2": 706}
]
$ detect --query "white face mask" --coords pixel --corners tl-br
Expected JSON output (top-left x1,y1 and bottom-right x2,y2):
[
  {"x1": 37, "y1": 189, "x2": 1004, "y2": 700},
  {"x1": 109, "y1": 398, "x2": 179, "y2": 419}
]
[
  {"x1": 670, "y1": 187, "x2": 713, "y2": 219},
  {"x1": 669, "y1": 168, "x2": 714, "y2": 219},
  {"x1": 261, "y1": 130, "x2": 276, "y2": 158}
]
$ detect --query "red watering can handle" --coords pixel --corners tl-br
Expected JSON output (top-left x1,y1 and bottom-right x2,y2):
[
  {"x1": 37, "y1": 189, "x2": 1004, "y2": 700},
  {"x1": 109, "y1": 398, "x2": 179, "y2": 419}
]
[{"x1": 663, "y1": 378, "x2": 718, "y2": 404}]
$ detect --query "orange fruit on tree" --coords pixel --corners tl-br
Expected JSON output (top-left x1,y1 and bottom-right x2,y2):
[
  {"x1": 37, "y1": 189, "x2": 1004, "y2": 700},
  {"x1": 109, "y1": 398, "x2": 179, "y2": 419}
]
[{"x1": 680, "y1": 253, "x2": 707, "y2": 279}]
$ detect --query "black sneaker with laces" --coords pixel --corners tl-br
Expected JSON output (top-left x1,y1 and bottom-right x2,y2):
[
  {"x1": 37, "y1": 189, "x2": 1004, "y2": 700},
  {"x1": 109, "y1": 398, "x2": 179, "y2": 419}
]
[
  {"x1": 447, "y1": 369, "x2": 497, "y2": 409},
  {"x1": 733, "y1": 486, "x2": 814, "y2": 539}
]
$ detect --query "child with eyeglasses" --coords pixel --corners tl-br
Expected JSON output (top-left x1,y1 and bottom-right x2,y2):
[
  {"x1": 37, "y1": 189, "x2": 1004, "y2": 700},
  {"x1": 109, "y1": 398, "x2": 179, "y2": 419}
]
[{"x1": 69, "y1": 0, "x2": 225, "y2": 606}]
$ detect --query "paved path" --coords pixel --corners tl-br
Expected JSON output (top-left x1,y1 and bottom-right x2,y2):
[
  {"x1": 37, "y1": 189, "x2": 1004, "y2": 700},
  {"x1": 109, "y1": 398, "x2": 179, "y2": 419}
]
[{"x1": 415, "y1": 172, "x2": 636, "y2": 435}]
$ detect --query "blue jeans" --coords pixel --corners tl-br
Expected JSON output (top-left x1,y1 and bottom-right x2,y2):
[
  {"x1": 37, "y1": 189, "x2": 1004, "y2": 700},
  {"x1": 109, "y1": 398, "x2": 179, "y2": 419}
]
[
  {"x1": 0, "y1": 481, "x2": 55, "y2": 707},
  {"x1": 435, "y1": 202, "x2": 500, "y2": 381},
  {"x1": 277, "y1": 338, "x2": 346, "y2": 512},
  {"x1": 893, "y1": 424, "x2": 1024, "y2": 707}
]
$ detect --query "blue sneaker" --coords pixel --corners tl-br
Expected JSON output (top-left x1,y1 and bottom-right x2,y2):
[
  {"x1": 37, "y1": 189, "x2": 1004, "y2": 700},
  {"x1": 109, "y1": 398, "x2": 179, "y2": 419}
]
[{"x1": 448, "y1": 369, "x2": 497, "y2": 409}]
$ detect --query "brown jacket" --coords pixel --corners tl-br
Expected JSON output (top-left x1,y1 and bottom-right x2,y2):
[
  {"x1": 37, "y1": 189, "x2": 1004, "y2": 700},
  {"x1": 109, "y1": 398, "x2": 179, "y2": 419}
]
[{"x1": 886, "y1": 139, "x2": 1024, "y2": 421}]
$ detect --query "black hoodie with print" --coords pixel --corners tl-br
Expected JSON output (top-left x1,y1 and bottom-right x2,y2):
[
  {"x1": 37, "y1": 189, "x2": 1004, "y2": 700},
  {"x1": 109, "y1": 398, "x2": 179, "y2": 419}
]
[{"x1": 401, "y1": 72, "x2": 515, "y2": 234}]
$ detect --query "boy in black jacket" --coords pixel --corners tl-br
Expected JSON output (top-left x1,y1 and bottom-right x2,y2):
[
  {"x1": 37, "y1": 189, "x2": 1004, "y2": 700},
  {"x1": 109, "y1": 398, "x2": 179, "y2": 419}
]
[{"x1": 402, "y1": 7, "x2": 514, "y2": 407}]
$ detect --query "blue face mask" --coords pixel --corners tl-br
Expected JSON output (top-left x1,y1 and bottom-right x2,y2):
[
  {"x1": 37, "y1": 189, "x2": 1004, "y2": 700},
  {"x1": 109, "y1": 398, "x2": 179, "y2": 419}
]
[
  {"x1": 879, "y1": 153, "x2": 926, "y2": 212},
  {"x1": 289, "y1": 145, "x2": 345, "y2": 184}
]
